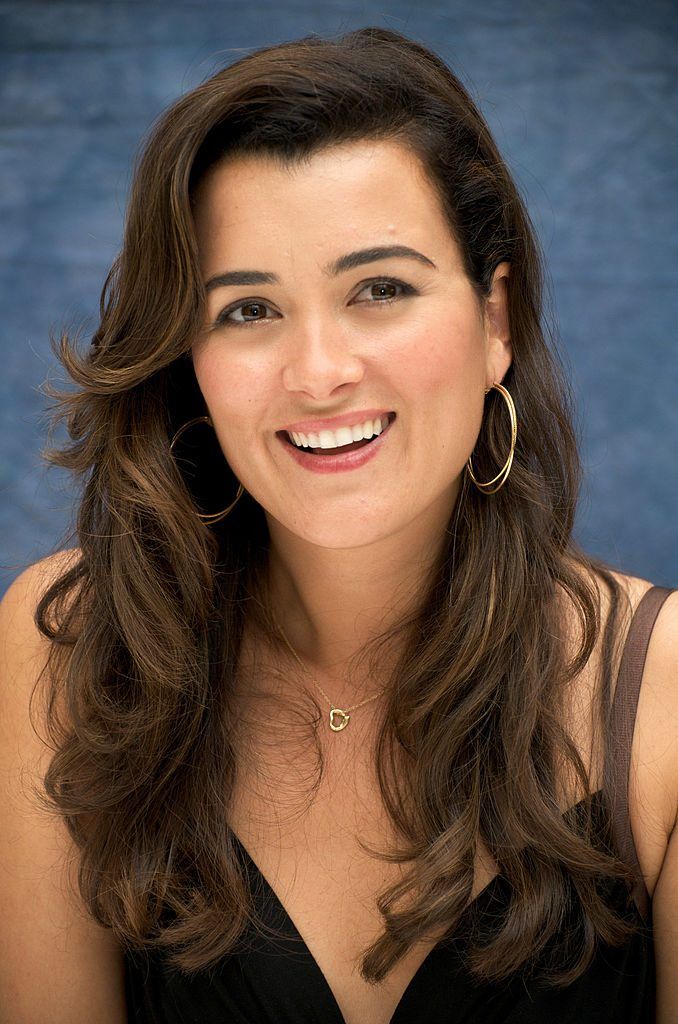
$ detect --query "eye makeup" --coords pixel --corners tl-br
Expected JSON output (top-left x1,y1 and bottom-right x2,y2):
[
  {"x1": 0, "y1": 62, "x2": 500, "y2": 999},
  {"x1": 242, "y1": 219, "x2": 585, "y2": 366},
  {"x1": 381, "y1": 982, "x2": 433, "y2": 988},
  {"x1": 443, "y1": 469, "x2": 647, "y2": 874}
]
[{"x1": 211, "y1": 276, "x2": 418, "y2": 329}]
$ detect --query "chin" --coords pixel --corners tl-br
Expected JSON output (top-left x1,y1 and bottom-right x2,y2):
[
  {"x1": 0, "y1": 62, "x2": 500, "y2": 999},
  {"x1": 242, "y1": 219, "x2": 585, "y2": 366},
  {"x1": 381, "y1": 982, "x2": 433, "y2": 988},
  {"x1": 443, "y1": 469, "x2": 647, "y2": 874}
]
[{"x1": 278, "y1": 517, "x2": 397, "y2": 551}]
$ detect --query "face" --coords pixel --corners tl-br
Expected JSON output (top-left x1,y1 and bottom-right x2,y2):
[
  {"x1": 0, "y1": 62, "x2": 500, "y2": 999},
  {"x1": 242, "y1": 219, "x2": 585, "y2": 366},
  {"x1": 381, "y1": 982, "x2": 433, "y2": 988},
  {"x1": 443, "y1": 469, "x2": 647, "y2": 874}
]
[{"x1": 190, "y1": 139, "x2": 511, "y2": 551}]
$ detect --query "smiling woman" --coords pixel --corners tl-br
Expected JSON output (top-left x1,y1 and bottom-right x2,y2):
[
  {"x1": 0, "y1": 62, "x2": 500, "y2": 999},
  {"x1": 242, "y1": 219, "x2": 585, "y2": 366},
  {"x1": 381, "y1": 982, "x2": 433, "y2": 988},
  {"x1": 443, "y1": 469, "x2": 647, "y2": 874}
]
[
  {"x1": 1, "y1": 24, "x2": 676, "y2": 1024},
  {"x1": 190, "y1": 139, "x2": 509, "y2": 517}
]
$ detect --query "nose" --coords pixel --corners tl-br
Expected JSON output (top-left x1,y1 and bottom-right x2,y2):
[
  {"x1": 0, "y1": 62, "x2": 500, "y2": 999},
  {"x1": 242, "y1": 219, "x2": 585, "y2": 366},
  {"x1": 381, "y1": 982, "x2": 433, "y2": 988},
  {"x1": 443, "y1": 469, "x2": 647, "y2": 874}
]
[{"x1": 281, "y1": 316, "x2": 364, "y2": 400}]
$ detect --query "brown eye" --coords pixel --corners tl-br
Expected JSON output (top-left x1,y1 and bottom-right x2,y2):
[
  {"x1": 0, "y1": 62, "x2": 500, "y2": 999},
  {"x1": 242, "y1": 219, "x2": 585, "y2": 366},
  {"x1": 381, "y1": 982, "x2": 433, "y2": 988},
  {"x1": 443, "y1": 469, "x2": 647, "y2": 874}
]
[
  {"x1": 239, "y1": 302, "x2": 267, "y2": 320},
  {"x1": 215, "y1": 299, "x2": 277, "y2": 327},
  {"x1": 371, "y1": 282, "x2": 397, "y2": 299},
  {"x1": 353, "y1": 278, "x2": 416, "y2": 304}
]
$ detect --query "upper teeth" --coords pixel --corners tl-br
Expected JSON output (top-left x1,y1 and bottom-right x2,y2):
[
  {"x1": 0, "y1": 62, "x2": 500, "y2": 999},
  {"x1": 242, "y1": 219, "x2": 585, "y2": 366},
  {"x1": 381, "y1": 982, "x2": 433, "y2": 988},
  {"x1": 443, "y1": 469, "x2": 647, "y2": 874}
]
[{"x1": 288, "y1": 414, "x2": 391, "y2": 450}]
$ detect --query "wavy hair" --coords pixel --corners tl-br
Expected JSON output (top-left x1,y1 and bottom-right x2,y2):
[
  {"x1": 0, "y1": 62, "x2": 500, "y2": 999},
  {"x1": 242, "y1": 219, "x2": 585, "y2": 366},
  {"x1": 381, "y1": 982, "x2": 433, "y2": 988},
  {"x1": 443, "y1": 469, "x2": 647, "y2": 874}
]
[{"x1": 32, "y1": 26, "x2": 641, "y2": 988}]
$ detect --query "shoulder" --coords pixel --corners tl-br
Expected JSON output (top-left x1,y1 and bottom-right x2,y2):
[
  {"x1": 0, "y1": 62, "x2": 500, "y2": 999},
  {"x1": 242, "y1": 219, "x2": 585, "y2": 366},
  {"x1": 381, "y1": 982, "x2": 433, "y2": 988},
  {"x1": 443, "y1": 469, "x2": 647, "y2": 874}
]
[
  {"x1": 595, "y1": 565, "x2": 656, "y2": 642},
  {"x1": 0, "y1": 547, "x2": 83, "y2": 706},
  {"x1": 598, "y1": 569, "x2": 678, "y2": 910},
  {"x1": 628, "y1": 579, "x2": 678, "y2": 1024},
  {"x1": 600, "y1": 567, "x2": 678, "y2": 824},
  {"x1": 617, "y1": 569, "x2": 678, "y2": 842},
  {"x1": 1, "y1": 546, "x2": 82, "y2": 615},
  {"x1": 0, "y1": 549, "x2": 127, "y2": 1021},
  {"x1": 1, "y1": 545, "x2": 83, "y2": 611}
]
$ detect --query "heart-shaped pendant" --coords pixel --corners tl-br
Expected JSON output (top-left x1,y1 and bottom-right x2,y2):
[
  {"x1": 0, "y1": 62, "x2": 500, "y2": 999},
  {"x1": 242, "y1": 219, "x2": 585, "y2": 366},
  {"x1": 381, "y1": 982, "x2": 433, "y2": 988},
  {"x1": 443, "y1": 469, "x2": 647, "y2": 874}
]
[{"x1": 329, "y1": 707, "x2": 350, "y2": 731}]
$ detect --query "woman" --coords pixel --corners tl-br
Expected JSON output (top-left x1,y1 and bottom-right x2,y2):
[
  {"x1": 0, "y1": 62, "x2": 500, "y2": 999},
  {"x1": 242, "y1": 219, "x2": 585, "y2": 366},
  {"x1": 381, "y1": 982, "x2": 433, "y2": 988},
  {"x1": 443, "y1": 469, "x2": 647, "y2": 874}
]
[{"x1": 0, "y1": 25, "x2": 676, "y2": 1024}]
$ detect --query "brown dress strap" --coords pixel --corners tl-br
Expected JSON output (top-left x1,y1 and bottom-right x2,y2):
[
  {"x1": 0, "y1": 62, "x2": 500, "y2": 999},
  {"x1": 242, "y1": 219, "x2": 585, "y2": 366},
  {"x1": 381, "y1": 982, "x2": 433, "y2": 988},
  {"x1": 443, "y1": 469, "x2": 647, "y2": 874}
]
[{"x1": 604, "y1": 584, "x2": 675, "y2": 923}]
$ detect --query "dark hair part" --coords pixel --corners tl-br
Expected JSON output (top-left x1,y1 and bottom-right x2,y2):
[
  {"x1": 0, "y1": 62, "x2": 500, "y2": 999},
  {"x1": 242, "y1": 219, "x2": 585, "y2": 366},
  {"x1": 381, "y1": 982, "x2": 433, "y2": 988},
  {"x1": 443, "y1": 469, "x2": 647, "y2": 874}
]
[{"x1": 34, "y1": 26, "x2": 640, "y2": 989}]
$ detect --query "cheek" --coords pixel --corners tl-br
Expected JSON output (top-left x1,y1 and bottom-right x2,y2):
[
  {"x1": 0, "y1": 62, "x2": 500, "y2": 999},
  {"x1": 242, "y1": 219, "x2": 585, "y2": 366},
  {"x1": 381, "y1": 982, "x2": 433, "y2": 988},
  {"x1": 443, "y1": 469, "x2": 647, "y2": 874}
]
[
  {"x1": 192, "y1": 345, "x2": 272, "y2": 429},
  {"x1": 390, "y1": 314, "x2": 481, "y2": 399},
  {"x1": 392, "y1": 316, "x2": 485, "y2": 467}
]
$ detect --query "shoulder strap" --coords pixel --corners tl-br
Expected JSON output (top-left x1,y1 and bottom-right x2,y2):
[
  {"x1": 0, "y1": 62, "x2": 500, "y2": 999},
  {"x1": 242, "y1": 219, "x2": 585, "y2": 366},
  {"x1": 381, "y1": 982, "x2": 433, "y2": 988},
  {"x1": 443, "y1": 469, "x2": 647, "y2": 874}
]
[{"x1": 604, "y1": 584, "x2": 675, "y2": 923}]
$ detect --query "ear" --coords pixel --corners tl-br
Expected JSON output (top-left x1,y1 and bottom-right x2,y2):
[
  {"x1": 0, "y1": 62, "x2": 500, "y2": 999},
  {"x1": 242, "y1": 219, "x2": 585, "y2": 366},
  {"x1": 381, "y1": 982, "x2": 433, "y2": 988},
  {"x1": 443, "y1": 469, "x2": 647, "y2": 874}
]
[{"x1": 483, "y1": 261, "x2": 512, "y2": 388}]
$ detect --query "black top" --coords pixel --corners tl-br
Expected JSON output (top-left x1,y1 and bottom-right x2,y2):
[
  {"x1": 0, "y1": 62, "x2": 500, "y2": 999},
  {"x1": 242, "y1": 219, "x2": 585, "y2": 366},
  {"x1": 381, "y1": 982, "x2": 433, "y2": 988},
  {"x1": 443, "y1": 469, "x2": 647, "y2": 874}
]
[{"x1": 124, "y1": 586, "x2": 674, "y2": 1023}]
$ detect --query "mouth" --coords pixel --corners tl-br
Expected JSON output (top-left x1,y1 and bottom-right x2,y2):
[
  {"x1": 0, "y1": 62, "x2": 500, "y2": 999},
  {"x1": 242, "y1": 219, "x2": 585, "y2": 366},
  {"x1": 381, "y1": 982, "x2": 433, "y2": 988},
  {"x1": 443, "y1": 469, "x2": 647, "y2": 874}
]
[
  {"x1": 277, "y1": 412, "x2": 396, "y2": 455},
  {"x1": 275, "y1": 412, "x2": 397, "y2": 473}
]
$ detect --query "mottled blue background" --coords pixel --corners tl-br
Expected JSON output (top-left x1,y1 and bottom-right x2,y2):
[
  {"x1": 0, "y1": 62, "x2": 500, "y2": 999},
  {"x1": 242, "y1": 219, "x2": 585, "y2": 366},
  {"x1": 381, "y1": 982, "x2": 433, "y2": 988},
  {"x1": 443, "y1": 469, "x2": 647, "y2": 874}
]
[{"x1": 1, "y1": 0, "x2": 676, "y2": 595}]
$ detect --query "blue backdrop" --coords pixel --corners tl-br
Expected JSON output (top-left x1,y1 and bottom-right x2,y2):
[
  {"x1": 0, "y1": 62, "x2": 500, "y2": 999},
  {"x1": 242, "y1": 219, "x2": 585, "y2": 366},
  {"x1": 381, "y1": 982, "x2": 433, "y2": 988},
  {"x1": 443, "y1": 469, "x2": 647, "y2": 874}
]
[{"x1": 1, "y1": 0, "x2": 676, "y2": 594}]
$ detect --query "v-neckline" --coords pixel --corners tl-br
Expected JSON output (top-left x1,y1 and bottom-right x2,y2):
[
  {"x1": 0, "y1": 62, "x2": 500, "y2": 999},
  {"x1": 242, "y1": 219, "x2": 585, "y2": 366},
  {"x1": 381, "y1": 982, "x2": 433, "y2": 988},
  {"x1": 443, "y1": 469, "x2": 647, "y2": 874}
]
[{"x1": 230, "y1": 789, "x2": 605, "y2": 1024}]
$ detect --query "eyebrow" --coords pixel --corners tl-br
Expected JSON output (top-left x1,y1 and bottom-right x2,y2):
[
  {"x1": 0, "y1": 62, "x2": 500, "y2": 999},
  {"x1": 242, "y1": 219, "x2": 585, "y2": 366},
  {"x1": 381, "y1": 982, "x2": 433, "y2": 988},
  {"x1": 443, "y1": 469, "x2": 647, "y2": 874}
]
[{"x1": 203, "y1": 245, "x2": 437, "y2": 292}]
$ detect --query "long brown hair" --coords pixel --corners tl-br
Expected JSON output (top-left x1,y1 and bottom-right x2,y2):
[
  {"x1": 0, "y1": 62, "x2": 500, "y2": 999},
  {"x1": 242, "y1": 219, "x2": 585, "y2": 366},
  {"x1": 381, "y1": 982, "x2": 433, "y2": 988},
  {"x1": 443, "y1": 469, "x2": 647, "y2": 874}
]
[{"x1": 33, "y1": 26, "x2": 640, "y2": 988}]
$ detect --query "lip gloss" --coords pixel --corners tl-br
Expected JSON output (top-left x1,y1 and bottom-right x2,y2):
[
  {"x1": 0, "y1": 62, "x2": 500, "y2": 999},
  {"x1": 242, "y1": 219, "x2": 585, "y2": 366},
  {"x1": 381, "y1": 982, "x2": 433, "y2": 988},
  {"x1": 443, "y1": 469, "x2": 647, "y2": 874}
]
[{"x1": 277, "y1": 415, "x2": 395, "y2": 474}]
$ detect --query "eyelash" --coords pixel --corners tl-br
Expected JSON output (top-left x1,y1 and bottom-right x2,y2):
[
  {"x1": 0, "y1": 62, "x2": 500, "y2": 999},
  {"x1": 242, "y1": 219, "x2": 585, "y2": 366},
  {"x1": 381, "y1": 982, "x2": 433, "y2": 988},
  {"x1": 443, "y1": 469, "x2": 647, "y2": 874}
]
[{"x1": 213, "y1": 277, "x2": 417, "y2": 329}]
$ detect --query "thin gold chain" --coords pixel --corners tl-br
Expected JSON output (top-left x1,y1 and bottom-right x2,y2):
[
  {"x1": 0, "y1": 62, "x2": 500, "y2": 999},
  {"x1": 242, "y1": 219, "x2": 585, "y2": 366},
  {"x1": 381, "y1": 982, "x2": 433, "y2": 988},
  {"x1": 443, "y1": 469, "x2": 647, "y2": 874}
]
[{"x1": 269, "y1": 613, "x2": 385, "y2": 731}]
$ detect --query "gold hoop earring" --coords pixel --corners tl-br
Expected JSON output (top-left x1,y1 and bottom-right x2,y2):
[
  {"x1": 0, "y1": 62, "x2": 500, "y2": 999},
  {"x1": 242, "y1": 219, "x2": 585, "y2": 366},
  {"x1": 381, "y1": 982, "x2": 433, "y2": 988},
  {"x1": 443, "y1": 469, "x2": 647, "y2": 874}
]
[
  {"x1": 466, "y1": 382, "x2": 517, "y2": 494},
  {"x1": 169, "y1": 415, "x2": 245, "y2": 523}
]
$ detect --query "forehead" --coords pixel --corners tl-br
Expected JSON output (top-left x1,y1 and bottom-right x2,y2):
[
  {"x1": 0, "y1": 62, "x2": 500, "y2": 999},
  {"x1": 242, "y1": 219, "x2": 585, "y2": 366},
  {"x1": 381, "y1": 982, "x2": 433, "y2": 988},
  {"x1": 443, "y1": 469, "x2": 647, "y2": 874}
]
[{"x1": 191, "y1": 139, "x2": 458, "y2": 269}]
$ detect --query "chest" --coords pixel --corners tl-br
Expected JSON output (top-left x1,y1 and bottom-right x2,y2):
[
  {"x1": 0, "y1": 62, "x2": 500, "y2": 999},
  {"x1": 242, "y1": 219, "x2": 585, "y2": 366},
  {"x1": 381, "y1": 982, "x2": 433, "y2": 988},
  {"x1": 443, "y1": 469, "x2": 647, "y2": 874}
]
[{"x1": 227, "y1": 699, "x2": 500, "y2": 1024}]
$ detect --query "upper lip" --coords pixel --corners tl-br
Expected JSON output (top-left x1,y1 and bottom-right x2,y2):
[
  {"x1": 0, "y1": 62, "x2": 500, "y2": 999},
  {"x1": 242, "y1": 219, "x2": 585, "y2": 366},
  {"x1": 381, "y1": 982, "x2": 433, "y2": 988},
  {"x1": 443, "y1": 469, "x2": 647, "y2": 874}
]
[{"x1": 279, "y1": 409, "x2": 395, "y2": 433}]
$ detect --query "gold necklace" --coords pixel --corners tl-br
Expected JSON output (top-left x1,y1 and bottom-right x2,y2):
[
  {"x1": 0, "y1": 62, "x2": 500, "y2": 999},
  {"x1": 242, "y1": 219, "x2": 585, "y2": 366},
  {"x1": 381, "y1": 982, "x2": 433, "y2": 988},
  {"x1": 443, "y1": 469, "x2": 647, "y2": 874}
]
[{"x1": 270, "y1": 615, "x2": 385, "y2": 732}]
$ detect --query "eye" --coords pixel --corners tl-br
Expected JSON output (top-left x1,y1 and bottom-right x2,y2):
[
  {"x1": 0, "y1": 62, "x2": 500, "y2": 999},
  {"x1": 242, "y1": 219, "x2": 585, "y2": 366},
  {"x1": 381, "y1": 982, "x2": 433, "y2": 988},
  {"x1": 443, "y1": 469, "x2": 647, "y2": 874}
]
[
  {"x1": 214, "y1": 299, "x2": 278, "y2": 328},
  {"x1": 212, "y1": 276, "x2": 417, "y2": 329},
  {"x1": 352, "y1": 278, "x2": 416, "y2": 305}
]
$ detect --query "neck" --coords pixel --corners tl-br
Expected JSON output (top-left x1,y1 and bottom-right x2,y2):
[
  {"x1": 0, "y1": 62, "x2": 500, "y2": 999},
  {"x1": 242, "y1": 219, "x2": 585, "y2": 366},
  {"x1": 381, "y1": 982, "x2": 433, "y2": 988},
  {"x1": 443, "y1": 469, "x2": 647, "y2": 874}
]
[{"x1": 263, "y1": 488, "x2": 459, "y2": 685}]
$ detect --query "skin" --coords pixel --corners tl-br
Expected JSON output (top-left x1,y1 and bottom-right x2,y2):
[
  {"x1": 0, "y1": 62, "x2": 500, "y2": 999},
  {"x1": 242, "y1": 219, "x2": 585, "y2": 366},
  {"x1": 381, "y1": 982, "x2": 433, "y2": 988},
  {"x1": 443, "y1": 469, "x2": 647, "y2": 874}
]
[{"x1": 191, "y1": 138, "x2": 512, "y2": 695}]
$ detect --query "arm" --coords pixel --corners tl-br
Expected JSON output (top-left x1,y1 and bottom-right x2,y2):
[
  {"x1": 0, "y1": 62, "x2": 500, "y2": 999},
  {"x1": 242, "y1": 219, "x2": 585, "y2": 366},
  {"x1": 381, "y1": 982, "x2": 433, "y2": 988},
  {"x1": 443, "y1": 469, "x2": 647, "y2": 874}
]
[
  {"x1": 0, "y1": 555, "x2": 128, "y2": 1024},
  {"x1": 643, "y1": 590, "x2": 678, "y2": 1023},
  {"x1": 654, "y1": 823, "x2": 678, "y2": 1024}
]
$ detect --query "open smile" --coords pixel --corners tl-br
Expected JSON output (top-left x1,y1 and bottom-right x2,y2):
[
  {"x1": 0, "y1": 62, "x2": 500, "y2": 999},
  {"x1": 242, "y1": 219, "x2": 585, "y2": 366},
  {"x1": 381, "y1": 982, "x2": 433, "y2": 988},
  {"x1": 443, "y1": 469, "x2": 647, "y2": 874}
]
[{"x1": 276, "y1": 412, "x2": 396, "y2": 474}]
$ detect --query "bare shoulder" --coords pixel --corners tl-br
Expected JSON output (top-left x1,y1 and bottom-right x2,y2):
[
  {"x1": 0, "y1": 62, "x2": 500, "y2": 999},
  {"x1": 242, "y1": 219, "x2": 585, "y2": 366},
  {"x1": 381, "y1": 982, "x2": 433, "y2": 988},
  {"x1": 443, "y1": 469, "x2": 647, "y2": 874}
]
[
  {"x1": 594, "y1": 569, "x2": 677, "y2": 925},
  {"x1": 0, "y1": 547, "x2": 127, "y2": 1023},
  {"x1": 611, "y1": 569, "x2": 678, "y2": 840},
  {"x1": 597, "y1": 565, "x2": 656, "y2": 635},
  {"x1": 1, "y1": 545, "x2": 83, "y2": 623},
  {"x1": 5, "y1": 545, "x2": 82, "y2": 592},
  {"x1": 0, "y1": 546, "x2": 83, "y2": 703},
  {"x1": 617, "y1": 575, "x2": 678, "y2": 1024}
]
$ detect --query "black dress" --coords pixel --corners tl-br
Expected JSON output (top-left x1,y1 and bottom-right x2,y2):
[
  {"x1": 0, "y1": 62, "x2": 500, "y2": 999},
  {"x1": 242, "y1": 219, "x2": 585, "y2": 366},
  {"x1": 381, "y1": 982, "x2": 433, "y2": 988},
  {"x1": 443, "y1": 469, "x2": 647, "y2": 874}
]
[{"x1": 125, "y1": 586, "x2": 673, "y2": 1023}]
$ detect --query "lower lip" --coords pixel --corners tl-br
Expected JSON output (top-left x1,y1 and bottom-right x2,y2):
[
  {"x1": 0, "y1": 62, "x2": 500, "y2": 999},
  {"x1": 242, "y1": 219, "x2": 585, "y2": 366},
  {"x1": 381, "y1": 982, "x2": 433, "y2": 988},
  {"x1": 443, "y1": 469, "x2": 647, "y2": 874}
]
[{"x1": 277, "y1": 416, "x2": 395, "y2": 473}]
